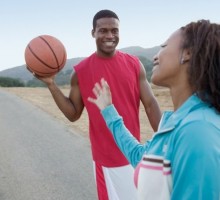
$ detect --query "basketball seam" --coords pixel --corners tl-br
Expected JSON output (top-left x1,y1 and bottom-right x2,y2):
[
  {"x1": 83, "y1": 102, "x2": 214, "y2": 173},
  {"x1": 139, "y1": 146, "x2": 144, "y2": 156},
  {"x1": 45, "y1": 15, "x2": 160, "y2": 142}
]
[
  {"x1": 27, "y1": 45, "x2": 59, "y2": 71},
  {"x1": 26, "y1": 64, "x2": 56, "y2": 75},
  {"x1": 60, "y1": 52, "x2": 66, "y2": 70},
  {"x1": 40, "y1": 36, "x2": 61, "y2": 71}
]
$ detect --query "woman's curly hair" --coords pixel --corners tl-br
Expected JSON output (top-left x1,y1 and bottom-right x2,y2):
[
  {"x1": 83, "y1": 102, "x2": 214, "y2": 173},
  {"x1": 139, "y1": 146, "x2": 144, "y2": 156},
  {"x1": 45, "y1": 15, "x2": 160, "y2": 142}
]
[{"x1": 181, "y1": 20, "x2": 220, "y2": 112}]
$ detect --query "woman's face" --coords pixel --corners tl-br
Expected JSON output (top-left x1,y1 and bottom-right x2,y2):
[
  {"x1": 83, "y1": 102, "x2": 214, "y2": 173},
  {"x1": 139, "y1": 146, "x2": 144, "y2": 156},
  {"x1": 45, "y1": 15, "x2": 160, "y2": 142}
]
[{"x1": 151, "y1": 29, "x2": 186, "y2": 88}]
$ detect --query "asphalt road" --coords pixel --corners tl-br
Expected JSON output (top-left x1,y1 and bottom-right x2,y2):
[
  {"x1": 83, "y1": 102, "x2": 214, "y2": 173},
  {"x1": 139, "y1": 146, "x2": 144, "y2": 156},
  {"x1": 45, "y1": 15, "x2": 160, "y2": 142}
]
[{"x1": 0, "y1": 89, "x2": 97, "y2": 200}]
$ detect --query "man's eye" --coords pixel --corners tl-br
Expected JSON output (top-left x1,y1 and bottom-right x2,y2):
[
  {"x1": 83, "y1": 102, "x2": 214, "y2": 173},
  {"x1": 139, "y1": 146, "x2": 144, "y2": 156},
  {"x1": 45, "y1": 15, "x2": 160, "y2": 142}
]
[{"x1": 112, "y1": 29, "x2": 119, "y2": 34}]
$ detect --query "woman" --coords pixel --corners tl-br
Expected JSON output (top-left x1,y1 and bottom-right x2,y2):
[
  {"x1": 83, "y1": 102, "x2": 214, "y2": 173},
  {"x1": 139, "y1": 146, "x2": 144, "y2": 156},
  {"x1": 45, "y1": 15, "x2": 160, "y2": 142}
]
[{"x1": 88, "y1": 19, "x2": 220, "y2": 200}]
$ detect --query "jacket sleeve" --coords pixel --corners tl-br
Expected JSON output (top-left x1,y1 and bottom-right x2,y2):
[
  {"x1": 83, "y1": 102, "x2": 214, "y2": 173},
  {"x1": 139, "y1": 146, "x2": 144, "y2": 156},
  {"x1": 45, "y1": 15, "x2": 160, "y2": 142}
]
[
  {"x1": 171, "y1": 121, "x2": 220, "y2": 200},
  {"x1": 101, "y1": 104, "x2": 147, "y2": 167}
]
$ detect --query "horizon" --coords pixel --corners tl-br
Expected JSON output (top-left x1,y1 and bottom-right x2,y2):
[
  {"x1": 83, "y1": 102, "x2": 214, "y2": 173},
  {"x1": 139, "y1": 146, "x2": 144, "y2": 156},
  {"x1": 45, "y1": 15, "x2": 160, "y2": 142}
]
[{"x1": 0, "y1": 45, "x2": 159, "y2": 72}]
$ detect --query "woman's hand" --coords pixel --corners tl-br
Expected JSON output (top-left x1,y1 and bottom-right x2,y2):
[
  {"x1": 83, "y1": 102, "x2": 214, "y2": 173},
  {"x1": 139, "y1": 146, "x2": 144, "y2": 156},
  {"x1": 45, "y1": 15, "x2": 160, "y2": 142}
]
[{"x1": 88, "y1": 78, "x2": 112, "y2": 110}]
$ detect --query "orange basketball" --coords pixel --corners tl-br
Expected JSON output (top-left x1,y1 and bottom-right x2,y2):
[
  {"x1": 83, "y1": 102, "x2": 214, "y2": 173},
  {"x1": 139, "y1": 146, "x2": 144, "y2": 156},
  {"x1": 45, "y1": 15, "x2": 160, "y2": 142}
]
[{"x1": 24, "y1": 35, "x2": 67, "y2": 77}]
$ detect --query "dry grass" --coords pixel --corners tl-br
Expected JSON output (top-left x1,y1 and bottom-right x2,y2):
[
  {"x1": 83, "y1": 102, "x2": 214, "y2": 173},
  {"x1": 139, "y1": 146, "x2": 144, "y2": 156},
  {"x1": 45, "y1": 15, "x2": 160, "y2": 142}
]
[{"x1": 1, "y1": 85, "x2": 173, "y2": 143}]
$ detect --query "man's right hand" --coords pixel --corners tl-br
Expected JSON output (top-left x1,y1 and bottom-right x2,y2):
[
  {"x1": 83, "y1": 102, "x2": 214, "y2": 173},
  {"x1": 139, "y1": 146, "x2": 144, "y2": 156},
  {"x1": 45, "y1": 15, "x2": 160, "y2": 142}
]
[{"x1": 26, "y1": 66, "x2": 56, "y2": 86}]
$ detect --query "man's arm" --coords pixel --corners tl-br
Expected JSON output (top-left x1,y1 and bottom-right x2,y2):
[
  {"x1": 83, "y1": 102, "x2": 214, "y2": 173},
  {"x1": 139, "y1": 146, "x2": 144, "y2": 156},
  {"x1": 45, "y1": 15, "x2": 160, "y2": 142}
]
[
  {"x1": 139, "y1": 61, "x2": 161, "y2": 131},
  {"x1": 37, "y1": 72, "x2": 84, "y2": 122}
]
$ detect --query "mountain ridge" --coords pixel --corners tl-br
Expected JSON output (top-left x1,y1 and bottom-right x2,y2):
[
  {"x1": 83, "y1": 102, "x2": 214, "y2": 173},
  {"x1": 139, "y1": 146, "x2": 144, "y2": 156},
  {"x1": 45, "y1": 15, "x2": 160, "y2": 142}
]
[{"x1": 0, "y1": 46, "x2": 160, "y2": 82}]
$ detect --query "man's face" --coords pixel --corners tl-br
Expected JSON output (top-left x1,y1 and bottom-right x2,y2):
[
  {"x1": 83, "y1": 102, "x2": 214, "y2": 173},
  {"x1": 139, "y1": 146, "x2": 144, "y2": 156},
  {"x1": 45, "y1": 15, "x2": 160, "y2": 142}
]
[{"x1": 92, "y1": 17, "x2": 119, "y2": 57}]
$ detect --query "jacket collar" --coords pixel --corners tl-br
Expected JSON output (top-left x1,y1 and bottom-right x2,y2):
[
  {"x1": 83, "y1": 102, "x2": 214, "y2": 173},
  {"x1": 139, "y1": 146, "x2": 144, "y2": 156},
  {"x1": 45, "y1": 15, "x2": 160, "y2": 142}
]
[{"x1": 156, "y1": 94, "x2": 206, "y2": 134}]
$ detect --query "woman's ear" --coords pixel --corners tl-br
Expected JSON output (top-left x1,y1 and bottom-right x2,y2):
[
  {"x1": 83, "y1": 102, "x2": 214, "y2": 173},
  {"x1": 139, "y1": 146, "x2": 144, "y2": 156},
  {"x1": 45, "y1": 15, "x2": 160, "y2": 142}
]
[
  {"x1": 180, "y1": 48, "x2": 191, "y2": 64},
  {"x1": 184, "y1": 48, "x2": 192, "y2": 61}
]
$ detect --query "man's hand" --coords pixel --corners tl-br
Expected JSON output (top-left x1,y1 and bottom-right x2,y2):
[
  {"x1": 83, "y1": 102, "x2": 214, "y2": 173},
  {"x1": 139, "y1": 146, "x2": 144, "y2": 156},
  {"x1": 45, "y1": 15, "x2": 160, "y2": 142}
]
[{"x1": 26, "y1": 66, "x2": 55, "y2": 86}]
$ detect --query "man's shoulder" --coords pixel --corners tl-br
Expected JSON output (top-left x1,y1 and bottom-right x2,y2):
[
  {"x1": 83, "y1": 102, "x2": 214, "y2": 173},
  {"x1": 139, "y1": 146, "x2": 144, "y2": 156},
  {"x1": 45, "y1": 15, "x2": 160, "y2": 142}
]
[
  {"x1": 74, "y1": 53, "x2": 95, "y2": 70},
  {"x1": 117, "y1": 50, "x2": 139, "y2": 61},
  {"x1": 117, "y1": 50, "x2": 137, "y2": 57}
]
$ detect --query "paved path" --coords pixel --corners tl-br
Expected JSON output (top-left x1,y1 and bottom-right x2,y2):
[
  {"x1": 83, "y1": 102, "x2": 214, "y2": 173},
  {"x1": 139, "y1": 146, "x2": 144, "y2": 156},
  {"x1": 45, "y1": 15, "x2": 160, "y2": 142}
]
[{"x1": 0, "y1": 89, "x2": 97, "y2": 200}]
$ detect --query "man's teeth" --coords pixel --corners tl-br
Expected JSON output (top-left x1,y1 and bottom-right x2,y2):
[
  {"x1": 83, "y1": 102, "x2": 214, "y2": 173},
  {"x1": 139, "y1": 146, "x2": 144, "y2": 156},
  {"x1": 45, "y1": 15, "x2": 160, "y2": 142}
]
[{"x1": 105, "y1": 42, "x2": 114, "y2": 46}]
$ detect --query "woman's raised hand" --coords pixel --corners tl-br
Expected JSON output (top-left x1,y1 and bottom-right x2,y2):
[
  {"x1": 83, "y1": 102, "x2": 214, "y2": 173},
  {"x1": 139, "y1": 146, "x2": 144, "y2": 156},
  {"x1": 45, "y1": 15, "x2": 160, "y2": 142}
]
[{"x1": 88, "y1": 78, "x2": 112, "y2": 110}]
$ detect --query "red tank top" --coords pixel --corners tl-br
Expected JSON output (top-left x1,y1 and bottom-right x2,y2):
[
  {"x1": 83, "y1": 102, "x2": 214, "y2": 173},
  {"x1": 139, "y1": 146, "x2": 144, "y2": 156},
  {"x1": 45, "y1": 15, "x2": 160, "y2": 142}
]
[{"x1": 74, "y1": 51, "x2": 140, "y2": 167}]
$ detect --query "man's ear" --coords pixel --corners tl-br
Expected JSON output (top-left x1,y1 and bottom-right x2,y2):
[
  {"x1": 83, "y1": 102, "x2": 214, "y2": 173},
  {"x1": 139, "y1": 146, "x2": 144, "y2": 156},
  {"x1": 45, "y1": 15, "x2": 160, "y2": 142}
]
[{"x1": 91, "y1": 29, "x2": 95, "y2": 38}]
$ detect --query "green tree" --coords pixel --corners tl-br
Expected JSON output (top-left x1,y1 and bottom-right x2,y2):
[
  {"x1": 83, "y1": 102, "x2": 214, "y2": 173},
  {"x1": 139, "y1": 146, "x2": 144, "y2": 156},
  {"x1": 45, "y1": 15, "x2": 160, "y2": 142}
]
[
  {"x1": 0, "y1": 77, "x2": 25, "y2": 87},
  {"x1": 26, "y1": 78, "x2": 46, "y2": 87},
  {"x1": 26, "y1": 70, "x2": 72, "y2": 87},
  {"x1": 138, "y1": 56, "x2": 153, "y2": 81}
]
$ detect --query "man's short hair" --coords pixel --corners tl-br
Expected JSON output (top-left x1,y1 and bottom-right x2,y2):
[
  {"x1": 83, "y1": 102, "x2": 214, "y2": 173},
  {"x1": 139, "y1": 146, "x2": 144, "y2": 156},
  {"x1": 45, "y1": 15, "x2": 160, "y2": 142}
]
[{"x1": 93, "y1": 9, "x2": 119, "y2": 30}]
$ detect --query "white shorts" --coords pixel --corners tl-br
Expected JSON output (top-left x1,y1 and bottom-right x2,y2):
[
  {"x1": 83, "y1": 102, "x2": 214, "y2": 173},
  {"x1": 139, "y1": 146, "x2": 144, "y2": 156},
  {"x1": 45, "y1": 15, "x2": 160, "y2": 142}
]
[{"x1": 93, "y1": 161, "x2": 137, "y2": 200}]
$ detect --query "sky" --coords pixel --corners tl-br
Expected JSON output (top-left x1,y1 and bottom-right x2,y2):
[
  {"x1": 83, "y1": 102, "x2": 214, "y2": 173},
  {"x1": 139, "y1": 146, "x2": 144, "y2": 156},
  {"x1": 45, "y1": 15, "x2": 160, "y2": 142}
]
[{"x1": 0, "y1": 0, "x2": 219, "y2": 71}]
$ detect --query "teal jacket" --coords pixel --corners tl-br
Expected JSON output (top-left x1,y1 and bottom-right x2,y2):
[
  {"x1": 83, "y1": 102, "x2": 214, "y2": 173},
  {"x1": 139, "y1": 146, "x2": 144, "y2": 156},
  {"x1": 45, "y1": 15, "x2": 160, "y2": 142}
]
[{"x1": 101, "y1": 95, "x2": 220, "y2": 200}]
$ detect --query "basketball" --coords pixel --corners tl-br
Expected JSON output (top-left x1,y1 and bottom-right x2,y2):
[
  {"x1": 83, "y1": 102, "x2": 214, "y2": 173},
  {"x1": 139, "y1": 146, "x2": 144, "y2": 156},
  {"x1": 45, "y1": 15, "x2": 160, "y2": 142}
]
[{"x1": 24, "y1": 35, "x2": 67, "y2": 77}]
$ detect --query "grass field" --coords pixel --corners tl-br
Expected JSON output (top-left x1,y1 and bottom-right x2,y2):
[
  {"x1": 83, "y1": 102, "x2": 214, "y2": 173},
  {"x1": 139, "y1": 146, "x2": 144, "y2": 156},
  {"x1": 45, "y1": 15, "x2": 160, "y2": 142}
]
[{"x1": 1, "y1": 85, "x2": 173, "y2": 142}]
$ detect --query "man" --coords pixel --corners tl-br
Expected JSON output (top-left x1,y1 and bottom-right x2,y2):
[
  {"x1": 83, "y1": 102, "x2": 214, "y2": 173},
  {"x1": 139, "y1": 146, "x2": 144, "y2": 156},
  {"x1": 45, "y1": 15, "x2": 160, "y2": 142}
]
[{"x1": 36, "y1": 9, "x2": 161, "y2": 200}]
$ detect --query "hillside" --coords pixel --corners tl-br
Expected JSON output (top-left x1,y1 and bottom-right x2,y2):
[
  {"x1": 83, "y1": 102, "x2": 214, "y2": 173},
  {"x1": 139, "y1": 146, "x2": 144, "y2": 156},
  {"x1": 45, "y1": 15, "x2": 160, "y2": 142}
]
[
  {"x1": 0, "y1": 46, "x2": 160, "y2": 83},
  {"x1": 0, "y1": 57, "x2": 84, "y2": 83},
  {"x1": 120, "y1": 46, "x2": 159, "y2": 59}
]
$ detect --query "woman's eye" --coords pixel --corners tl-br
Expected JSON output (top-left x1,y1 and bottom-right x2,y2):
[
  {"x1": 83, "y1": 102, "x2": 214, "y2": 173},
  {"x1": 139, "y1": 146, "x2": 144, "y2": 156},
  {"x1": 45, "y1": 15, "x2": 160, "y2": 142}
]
[{"x1": 161, "y1": 44, "x2": 167, "y2": 48}]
